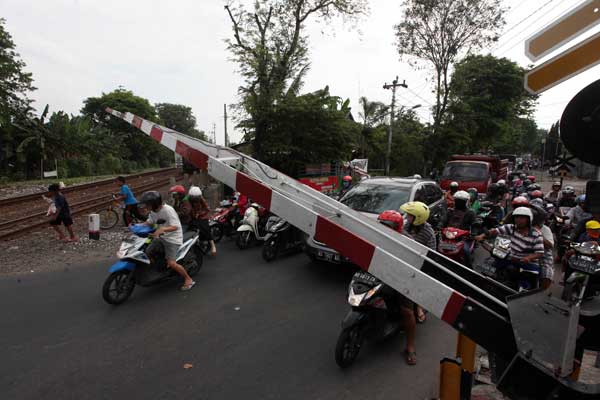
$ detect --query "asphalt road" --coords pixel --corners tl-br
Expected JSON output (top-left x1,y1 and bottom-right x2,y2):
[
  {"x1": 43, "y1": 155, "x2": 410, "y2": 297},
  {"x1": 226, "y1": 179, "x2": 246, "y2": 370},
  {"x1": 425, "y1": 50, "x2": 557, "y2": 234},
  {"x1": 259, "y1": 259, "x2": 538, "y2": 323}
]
[{"x1": 0, "y1": 240, "x2": 456, "y2": 400}]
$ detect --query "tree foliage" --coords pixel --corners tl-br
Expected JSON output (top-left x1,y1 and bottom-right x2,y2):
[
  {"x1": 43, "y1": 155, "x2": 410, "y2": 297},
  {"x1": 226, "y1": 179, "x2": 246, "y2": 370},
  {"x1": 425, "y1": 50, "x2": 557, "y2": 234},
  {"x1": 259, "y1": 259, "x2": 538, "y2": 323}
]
[
  {"x1": 261, "y1": 86, "x2": 360, "y2": 177},
  {"x1": 81, "y1": 88, "x2": 173, "y2": 168},
  {"x1": 156, "y1": 103, "x2": 206, "y2": 140},
  {"x1": 395, "y1": 0, "x2": 505, "y2": 131},
  {"x1": 225, "y1": 0, "x2": 367, "y2": 159}
]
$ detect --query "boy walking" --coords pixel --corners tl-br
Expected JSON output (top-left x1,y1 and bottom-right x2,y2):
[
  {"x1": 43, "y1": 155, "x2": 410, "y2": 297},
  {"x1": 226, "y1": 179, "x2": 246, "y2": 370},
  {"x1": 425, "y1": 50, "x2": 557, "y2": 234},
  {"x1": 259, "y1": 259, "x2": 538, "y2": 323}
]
[{"x1": 48, "y1": 183, "x2": 78, "y2": 242}]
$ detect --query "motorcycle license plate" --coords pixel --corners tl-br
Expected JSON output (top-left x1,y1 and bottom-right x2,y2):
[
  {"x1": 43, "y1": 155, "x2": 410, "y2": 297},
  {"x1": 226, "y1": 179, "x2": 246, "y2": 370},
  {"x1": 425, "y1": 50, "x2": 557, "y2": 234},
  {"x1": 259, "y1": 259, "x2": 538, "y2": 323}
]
[
  {"x1": 492, "y1": 248, "x2": 509, "y2": 259},
  {"x1": 439, "y1": 242, "x2": 458, "y2": 252},
  {"x1": 569, "y1": 257, "x2": 600, "y2": 274}
]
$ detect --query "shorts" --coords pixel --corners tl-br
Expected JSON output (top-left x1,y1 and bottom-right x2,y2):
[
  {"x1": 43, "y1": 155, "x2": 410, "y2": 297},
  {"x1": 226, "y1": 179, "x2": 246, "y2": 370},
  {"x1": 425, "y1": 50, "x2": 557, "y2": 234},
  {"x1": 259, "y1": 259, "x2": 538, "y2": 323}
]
[
  {"x1": 50, "y1": 215, "x2": 73, "y2": 226},
  {"x1": 146, "y1": 238, "x2": 181, "y2": 261}
]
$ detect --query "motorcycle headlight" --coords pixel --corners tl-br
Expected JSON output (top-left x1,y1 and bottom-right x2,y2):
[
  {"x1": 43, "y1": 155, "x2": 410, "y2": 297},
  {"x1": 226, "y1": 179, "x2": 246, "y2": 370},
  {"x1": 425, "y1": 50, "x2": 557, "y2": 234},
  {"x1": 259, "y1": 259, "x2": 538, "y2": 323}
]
[
  {"x1": 348, "y1": 287, "x2": 367, "y2": 306},
  {"x1": 445, "y1": 230, "x2": 457, "y2": 240}
]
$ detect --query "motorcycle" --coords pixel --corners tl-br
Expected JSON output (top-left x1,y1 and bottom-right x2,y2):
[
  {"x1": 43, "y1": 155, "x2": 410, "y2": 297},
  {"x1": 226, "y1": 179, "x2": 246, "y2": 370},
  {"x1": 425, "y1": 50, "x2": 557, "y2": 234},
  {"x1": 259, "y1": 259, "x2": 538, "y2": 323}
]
[
  {"x1": 334, "y1": 270, "x2": 404, "y2": 368},
  {"x1": 102, "y1": 223, "x2": 203, "y2": 305},
  {"x1": 236, "y1": 203, "x2": 269, "y2": 249},
  {"x1": 563, "y1": 241, "x2": 600, "y2": 303},
  {"x1": 437, "y1": 227, "x2": 475, "y2": 267},
  {"x1": 209, "y1": 199, "x2": 240, "y2": 243},
  {"x1": 551, "y1": 207, "x2": 572, "y2": 259},
  {"x1": 475, "y1": 236, "x2": 541, "y2": 291},
  {"x1": 261, "y1": 216, "x2": 304, "y2": 262}
]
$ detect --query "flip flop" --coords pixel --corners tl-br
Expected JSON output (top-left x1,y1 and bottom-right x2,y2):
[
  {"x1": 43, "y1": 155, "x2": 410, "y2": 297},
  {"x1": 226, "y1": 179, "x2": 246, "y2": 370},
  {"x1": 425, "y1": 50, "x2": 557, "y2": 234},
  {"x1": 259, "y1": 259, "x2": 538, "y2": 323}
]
[
  {"x1": 416, "y1": 309, "x2": 427, "y2": 324},
  {"x1": 180, "y1": 281, "x2": 196, "y2": 291},
  {"x1": 405, "y1": 350, "x2": 417, "y2": 366}
]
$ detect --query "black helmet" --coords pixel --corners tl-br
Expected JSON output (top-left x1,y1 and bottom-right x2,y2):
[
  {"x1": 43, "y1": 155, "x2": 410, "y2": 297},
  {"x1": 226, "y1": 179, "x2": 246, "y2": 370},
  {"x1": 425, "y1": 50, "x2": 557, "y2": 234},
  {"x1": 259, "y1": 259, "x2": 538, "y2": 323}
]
[
  {"x1": 487, "y1": 183, "x2": 499, "y2": 194},
  {"x1": 522, "y1": 179, "x2": 532, "y2": 187},
  {"x1": 529, "y1": 183, "x2": 541, "y2": 191},
  {"x1": 139, "y1": 191, "x2": 162, "y2": 210}
]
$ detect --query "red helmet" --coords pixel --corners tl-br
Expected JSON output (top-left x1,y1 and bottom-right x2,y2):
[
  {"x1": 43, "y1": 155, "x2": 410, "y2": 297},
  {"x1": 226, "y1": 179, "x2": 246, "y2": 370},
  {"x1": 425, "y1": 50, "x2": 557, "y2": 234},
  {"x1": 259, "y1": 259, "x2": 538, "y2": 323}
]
[
  {"x1": 527, "y1": 175, "x2": 536, "y2": 183},
  {"x1": 342, "y1": 175, "x2": 352, "y2": 182},
  {"x1": 169, "y1": 185, "x2": 186, "y2": 195},
  {"x1": 378, "y1": 210, "x2": 404, "y2": 233},
  {"x1": 530, "y1": 190, "x2": 543, "y2": 199},
  {"x1": 512, "y1": 196, "x2": 529, "y2": 207}
]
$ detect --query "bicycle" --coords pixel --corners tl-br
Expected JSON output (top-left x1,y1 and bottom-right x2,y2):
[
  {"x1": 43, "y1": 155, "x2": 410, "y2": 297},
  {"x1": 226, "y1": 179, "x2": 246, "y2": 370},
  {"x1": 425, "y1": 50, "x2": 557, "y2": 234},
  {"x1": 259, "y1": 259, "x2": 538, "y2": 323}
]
[{"x1": 98, "y1": 195, "x2": 143, "y2": 229}]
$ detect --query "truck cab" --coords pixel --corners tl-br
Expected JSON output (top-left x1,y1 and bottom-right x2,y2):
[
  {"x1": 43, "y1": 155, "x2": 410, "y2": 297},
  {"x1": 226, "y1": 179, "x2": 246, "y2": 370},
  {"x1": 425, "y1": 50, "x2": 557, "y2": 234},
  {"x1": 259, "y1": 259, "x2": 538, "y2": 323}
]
[{"x1": 440, "y1": 155, "x2": 508, "y2": 193}]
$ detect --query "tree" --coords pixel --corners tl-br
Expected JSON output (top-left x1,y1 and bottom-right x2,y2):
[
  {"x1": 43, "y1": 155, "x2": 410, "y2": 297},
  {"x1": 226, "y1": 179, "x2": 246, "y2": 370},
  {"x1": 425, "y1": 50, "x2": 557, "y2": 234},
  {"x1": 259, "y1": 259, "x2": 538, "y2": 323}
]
[
  {"x1": 444, "y1": 54, "x2": 537, "y2": 156},
  {"x1": 260, "y1": 86, "x2": 360, "y2": 177},
  {"x1": 225, "y1": 0, "x2": 367, "y2": 160},
  {"x1": 81, "y1": 88, "x2": 173, "y2": 169},
  {"x1": 395, "y1": 0, "x2": 505, "y2": 132},
  {"x1": 155, "y1": 103, "x2": 207, "y2": 140},
  {"x1": 0, "y1": 18, "x2": 36, "y2": 177},
  {"x1": 357, "y1": 96, "x2": 388, "y2": 157}
]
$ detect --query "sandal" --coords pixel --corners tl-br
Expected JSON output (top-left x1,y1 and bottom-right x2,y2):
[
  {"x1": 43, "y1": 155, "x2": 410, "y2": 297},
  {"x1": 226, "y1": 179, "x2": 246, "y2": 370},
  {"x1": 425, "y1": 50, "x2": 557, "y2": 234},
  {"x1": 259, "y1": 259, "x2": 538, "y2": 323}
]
[
  {"x1": 416, "y1": 308, "x2": 427, "y2": 324},
  {"x1": 405, "y1": 350, "x2": 417, "y2": 366},
  {"x1": 180, "y1": 281, "x2": 196, "y2": 291}
]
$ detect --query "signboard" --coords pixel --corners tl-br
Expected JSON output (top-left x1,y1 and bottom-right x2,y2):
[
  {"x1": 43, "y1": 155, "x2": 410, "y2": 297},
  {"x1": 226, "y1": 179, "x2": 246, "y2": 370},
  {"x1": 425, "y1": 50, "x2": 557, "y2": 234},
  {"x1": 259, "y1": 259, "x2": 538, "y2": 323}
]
[
  {"x1": 525, "y1": 31, "x2": 600, "y2": 94},
  {"x1": 525, "y1": 0, "x2": 600, "y2": 61},
  {"x1": 43, "y1": 170, "x2": 58, "y2": 178},
  {"x1": 298, "y1": 176, "x2": 339, "y2": 193}
]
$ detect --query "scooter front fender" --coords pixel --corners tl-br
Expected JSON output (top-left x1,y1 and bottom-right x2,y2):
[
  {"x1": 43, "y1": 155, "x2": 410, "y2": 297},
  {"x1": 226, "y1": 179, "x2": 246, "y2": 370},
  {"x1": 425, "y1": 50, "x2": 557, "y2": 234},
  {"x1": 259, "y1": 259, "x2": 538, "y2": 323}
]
[
  {"x1": 341, "y1": 309, "x2": 370, "y2": 329},
  {"x1": 237, "y1": 224, "x2": 254, "y2": 232},
  {"x1": 109, "y1": 260, "x2": 136, "y2": 273}
]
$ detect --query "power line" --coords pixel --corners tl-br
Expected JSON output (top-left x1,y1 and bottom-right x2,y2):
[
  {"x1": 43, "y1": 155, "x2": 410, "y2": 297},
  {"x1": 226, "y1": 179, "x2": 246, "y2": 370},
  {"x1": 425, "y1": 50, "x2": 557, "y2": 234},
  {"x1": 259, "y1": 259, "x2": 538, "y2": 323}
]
[
  {"x1": 406, "y1": 85, "x2": 434, "y2": 106},
  {"x1": 491, "y1": 0, "x2": 558, "y2": 53}
]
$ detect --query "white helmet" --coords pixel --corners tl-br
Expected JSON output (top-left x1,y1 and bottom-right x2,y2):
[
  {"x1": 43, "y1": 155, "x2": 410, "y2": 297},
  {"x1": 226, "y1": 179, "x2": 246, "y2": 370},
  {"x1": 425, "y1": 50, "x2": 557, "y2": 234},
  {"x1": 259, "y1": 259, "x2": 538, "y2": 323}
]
[
  {"x1": 497, "y1": 179, "x2": 506, "y2": 186},
  {"x1": 413, "y1": 174, "x2": 422, "y2": 179},
  {"x1": 188, "y1": 186, "x2": 202, "y2": 197},
  {"x1": 513, "y1": 207, "x2": 533, "y2": 221},
  {"x1": 453, "y1": 190, "x2": 470, "y2": 201},
  {"x1": 450, "y1": 181, "x2": 459, "y2": 188}
]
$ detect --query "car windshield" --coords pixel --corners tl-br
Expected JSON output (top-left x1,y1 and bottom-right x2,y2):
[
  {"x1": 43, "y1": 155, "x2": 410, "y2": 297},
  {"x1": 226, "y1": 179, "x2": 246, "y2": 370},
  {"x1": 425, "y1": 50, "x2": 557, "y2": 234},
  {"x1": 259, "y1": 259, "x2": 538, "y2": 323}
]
[
  {"x1": 442, "y1": 162, "x2": 488, "y2": 180},
  {"x1": 340, "y1": 184, "x2": 411, "y2": 214}
]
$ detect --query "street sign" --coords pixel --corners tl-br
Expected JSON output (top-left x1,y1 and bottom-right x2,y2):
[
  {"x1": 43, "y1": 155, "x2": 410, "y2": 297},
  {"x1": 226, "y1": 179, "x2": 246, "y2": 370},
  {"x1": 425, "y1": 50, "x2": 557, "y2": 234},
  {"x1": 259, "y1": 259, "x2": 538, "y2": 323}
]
[
  {"x1": 525, "y1": 0, "x2": 600, "y2": 61},
  {"x1": 560, "y1": 79, "x2": 600, "y2": 165},
  {"x1": 525, "y1": 31, "x2": 600, "y2": 94}
]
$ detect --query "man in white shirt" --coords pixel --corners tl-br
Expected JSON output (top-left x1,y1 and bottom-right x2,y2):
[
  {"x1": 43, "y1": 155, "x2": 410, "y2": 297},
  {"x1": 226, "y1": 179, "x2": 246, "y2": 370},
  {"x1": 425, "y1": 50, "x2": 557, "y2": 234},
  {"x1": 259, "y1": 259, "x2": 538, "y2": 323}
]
[{"x1": 140, "y1": 191, "x2": 195, "y2": 291}]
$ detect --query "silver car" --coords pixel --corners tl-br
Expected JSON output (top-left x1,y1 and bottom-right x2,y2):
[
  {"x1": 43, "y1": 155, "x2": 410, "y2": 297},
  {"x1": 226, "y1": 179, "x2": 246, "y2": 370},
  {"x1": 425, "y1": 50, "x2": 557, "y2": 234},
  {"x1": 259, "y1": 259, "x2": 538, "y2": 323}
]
[{"x1": 305, "y1": 177, "x2": 447, "y2": 264}]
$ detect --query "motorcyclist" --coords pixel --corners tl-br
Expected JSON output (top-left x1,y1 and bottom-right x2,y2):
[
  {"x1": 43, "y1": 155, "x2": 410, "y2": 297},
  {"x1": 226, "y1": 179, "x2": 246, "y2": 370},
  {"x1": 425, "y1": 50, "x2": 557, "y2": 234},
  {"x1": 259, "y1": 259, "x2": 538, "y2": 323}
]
[
  {"x1": 400, "y1": 201, "x2": 434, "y2": 330},
  {"x1": 467, "y1": 188, "x2": 480, "y2": 213},
  {"x1": 531, "y1": 204, "x2": 555, "y2": 289},
  {"x1": 545, "y1": 182, "x2": 562, "y2": 205},
  {"x1": 530, "y1": 190, "x2": 544, "y2": 201},
  {"x1": 567, "y1": 195, "x2": 591, "y2": 228},
  {"x1": 445, "y1": 191, "x2": 476, "y2": 231},
  {"x1": 497, "y1": 179, "x2": 509, "y2": 211},
  {"x1": 502, "y1": 196, "x2": 529, "y2": 224},
  {"x1": 377, "y1": 210, "x2": 417, "y2": 366},
  {"x1": 445, "y1": 181, "x2": 459, "y2": 209},
  {"x1": 559, "y1": 186, "x2": 577, "y2": 207},
  {"x1": 139, "y1": 191, "x2": 195, "y2": 291},
  {"x1": 578, "y1": 220, "x2": 600, "y2": 243},
  {"x1": 114, "y1": 176, "x2": 140, "y2": 226},
  {"x1": 475, "y1": 207, "x2": 544, "y2": 284},
  {"x1": 186, "y1": 186, "x2": 217, "y2": 256},
  {"x1": 483, "y1": 183, "x2": 505, "y2": 222},
  {"x1": 169, "y1": 185, "x2": 187, "y2": 217},
  {"x1": 445, "y1": 190, "x2": 476, "y2": 267},
  {"x1": 338, "y1": 175, "x2": 353, "y2": 199},
  {"x1": 527, "y1": 175, "x2": 536, "y2": 184}
]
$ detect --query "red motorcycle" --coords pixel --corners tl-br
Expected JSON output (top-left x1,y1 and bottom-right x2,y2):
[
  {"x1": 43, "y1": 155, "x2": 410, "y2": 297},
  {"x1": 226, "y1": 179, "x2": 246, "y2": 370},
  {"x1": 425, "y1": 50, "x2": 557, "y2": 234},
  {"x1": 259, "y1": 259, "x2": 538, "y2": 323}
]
[
  {"x1": 210, "y1": 199, "x2": 241, "y2": 243},
  {"x1": 437, "y1": 227, "x2": 474, "y2": 267}
]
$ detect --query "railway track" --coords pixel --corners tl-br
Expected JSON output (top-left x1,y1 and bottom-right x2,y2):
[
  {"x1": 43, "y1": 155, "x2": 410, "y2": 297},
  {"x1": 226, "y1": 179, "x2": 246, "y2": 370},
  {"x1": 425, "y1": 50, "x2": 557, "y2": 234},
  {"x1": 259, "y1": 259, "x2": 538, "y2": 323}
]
[{"x1": 0, "y1": 168, "x2": 182, "y2": 241}]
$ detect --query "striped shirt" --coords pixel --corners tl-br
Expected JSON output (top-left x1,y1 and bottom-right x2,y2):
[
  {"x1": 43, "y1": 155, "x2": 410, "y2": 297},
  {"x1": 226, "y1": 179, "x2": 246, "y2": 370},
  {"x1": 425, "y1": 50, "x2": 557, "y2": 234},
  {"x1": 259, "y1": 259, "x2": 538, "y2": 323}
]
[
  {"x1": 495, "y1": 224, "x2": 544, "y2": 259},
  {"x1": 404, "y1": 222, "x2": 436, "y2": 250}
]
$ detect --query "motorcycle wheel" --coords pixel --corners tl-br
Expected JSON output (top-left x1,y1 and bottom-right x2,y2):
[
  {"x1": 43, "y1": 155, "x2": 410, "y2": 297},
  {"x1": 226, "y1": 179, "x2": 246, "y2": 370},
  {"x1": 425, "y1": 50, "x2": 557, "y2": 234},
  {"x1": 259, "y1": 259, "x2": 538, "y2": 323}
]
[
  {"x1": 262, "y1": 241, "x2": 278, "y2": 262},
  {"x1": 211, "y1": 223, "x2": 223, "y2": 243},
  {"x1": 102, "y1": 270, "x2": 135, "y2": 305},
  {"x1": 98, "y1": 209, "x2": 119, "y2": 230},
  {"x1": 183, "y1": 246, "x2": 203, "y2": 277},
  {"x1": 236, "y1": 231, "x2": 253, "y2": 250},
  {"x1": 335, "y1": 325, "x2": 364, "y2": 368}
]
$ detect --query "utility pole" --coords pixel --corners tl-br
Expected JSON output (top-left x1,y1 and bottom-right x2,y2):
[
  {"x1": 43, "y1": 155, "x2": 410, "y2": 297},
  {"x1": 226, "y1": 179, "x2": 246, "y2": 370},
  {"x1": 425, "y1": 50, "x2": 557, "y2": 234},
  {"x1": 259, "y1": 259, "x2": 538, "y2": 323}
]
[
  {"x1": 224, "y1": 104, "x2": 229, "y2": 147},
  {"x1": 383, "y1": 76, "x2": 407, "y2": 176}
]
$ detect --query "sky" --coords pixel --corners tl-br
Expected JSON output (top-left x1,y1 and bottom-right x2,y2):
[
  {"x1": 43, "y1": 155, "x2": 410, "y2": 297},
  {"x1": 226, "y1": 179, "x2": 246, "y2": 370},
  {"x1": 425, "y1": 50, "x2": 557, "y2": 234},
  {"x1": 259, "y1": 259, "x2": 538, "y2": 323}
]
[{"x1": 2, "y1": 0, "x2": 598, "y2": 145}]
